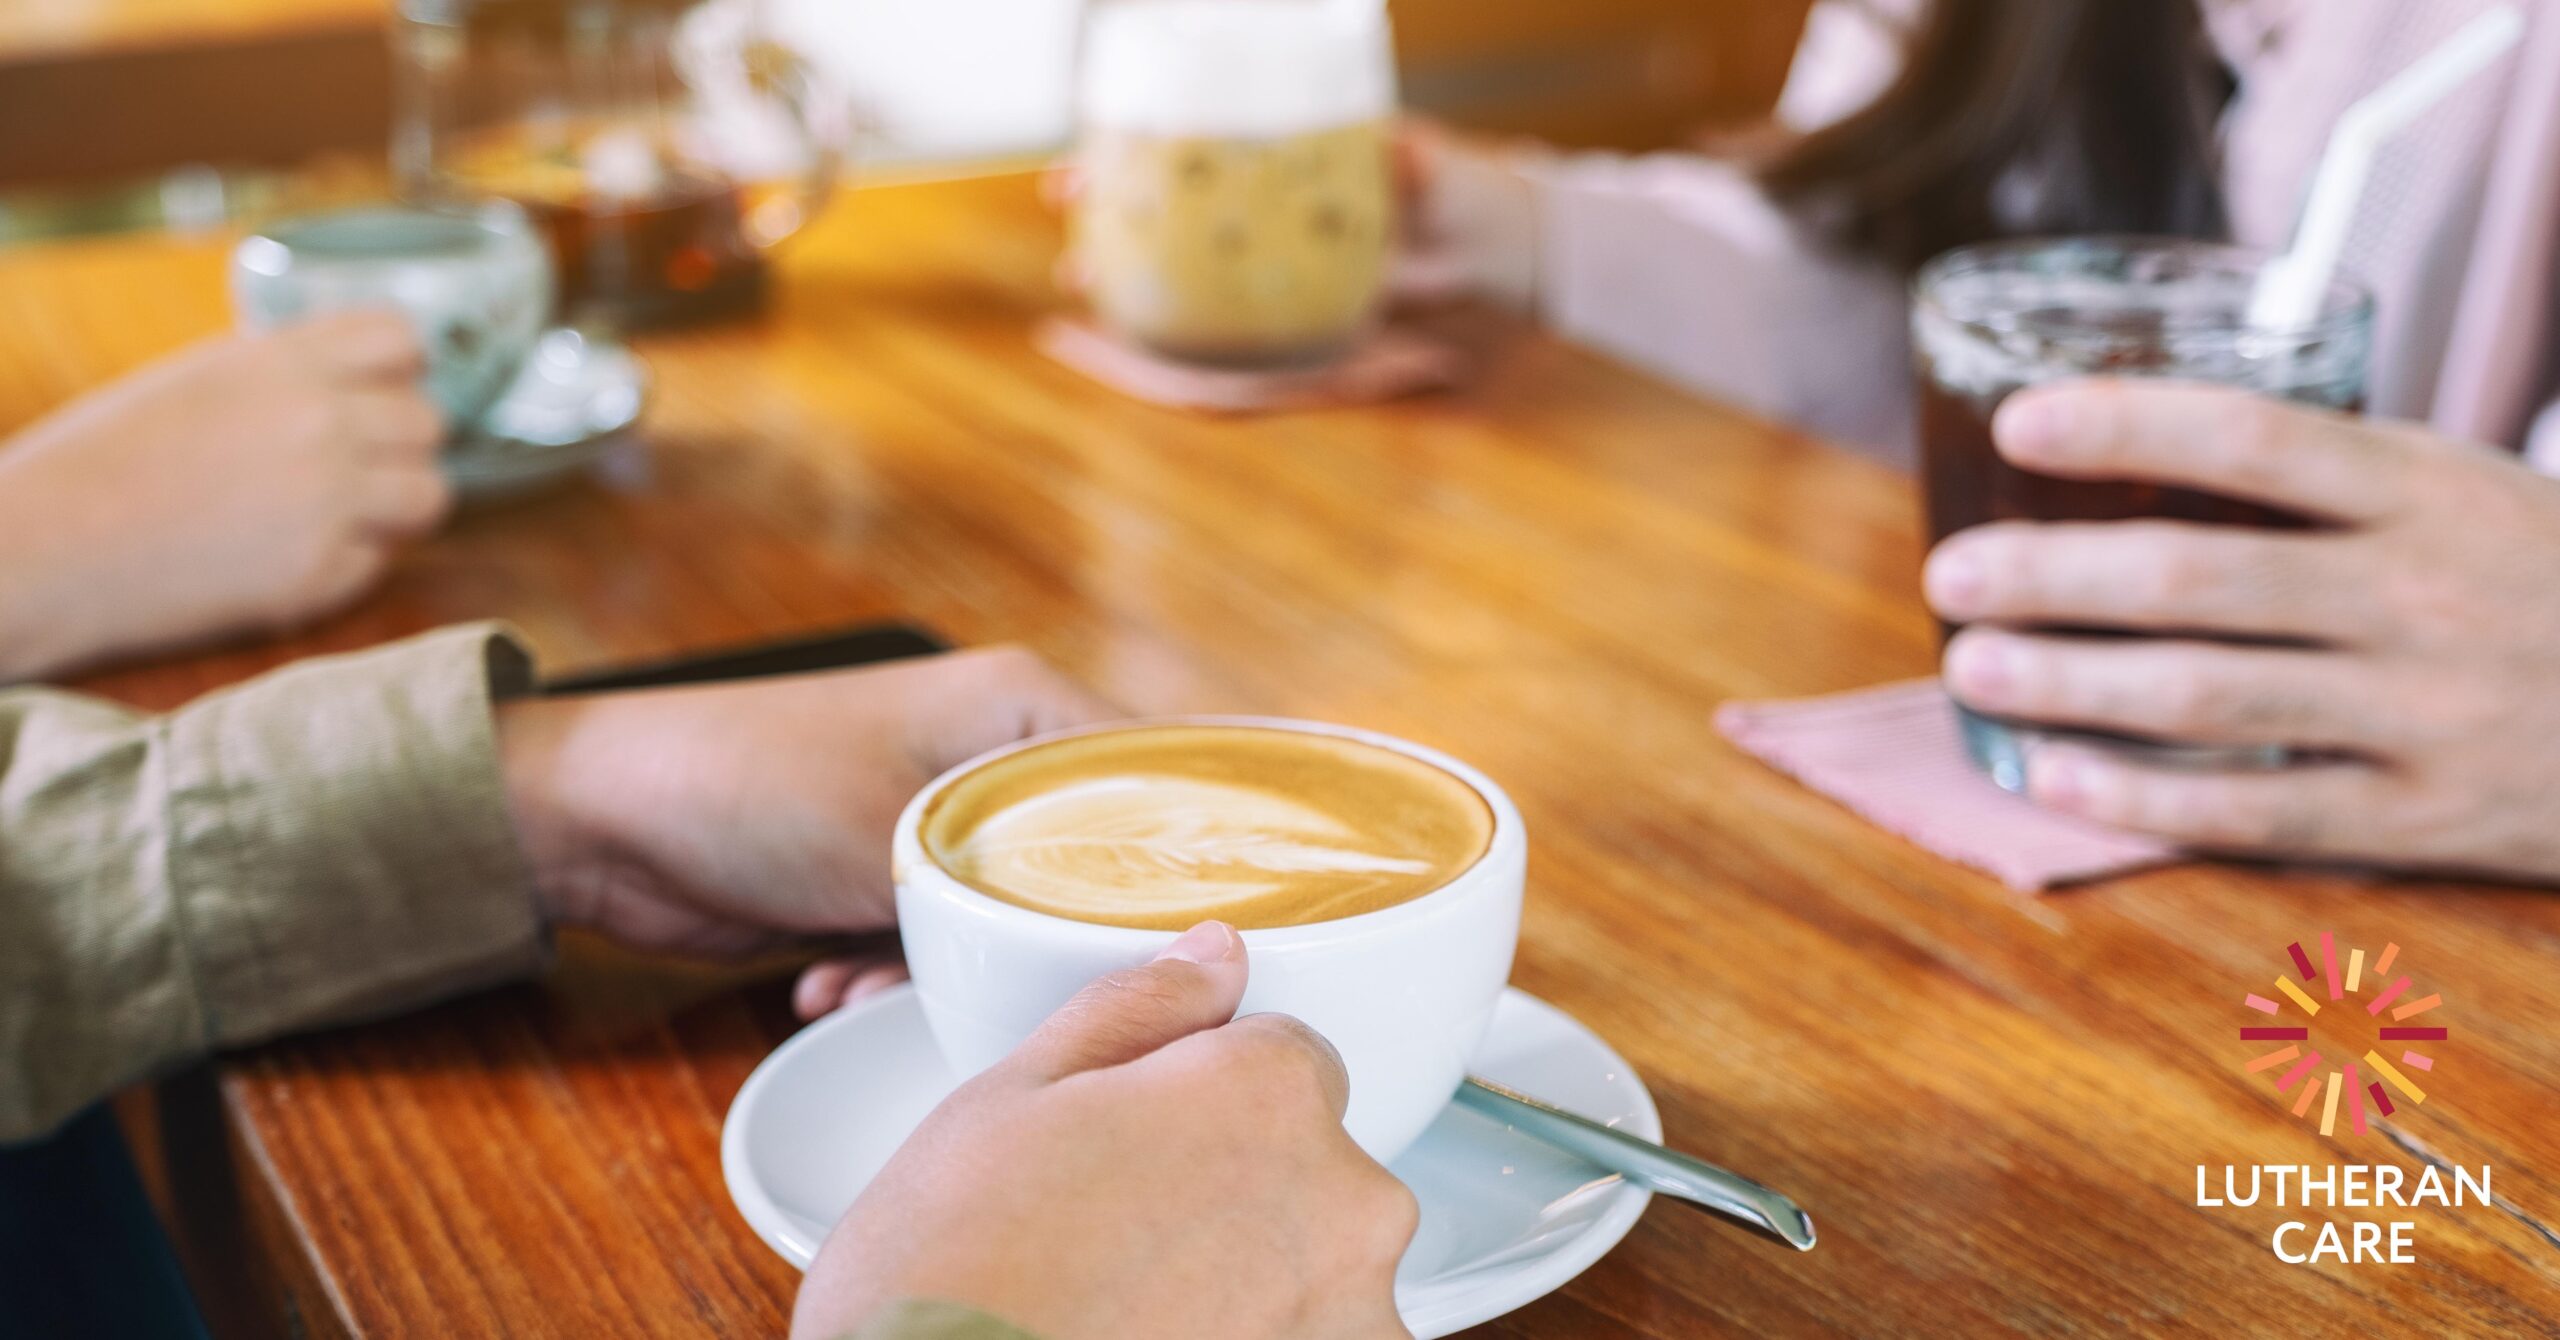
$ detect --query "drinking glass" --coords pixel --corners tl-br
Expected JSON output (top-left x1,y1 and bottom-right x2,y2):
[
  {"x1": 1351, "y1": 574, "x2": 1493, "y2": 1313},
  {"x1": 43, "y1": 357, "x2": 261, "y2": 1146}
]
[
  {"x1": 392, "y1": 0, "x2": 850, "y2": 329},
  {"x1": 1072, "y1": 0, "x2": 1397, "y2": 367},
  {"x1": 1912, "y1": 237, "x2": 2374, "y2": 791}
]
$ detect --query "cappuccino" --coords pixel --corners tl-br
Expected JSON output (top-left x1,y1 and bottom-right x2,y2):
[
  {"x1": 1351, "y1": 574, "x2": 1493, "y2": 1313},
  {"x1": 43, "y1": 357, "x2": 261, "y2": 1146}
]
[
  {"x1": 921, "y1": 725, "x2": 1491, "y2": 930},
  {"x1": 897, "y1": 717, "x2": 1527, "y2": 1160}
]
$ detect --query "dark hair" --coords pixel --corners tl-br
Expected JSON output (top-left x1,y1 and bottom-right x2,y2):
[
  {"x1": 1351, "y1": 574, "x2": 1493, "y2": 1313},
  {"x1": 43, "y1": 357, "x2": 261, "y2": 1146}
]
[{"x1": 1742, "y1": 0, "x2": 2230, "y2": 271}]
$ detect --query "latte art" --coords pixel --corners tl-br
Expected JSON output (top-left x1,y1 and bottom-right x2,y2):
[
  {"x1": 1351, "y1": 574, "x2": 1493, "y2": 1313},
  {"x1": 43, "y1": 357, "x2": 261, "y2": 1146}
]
[{"x1": 922, "y1": 726, "x2": 1493, "y2": 930}]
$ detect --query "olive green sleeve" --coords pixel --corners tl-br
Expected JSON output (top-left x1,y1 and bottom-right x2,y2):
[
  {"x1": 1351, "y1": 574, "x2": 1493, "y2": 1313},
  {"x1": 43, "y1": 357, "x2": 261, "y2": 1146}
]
[
  {"x1": 0, "y1": 623, "x2": 547, "y2": 1143},
  {"x1": 838, "y1": 1299, "x2": 1044, "y2": 1340}
]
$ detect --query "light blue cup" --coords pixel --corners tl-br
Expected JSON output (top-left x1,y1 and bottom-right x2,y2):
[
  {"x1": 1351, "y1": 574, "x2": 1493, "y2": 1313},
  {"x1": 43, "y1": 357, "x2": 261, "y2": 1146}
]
[{"x1": 230, "y1": 204, "x2": 554, "y2": 435}]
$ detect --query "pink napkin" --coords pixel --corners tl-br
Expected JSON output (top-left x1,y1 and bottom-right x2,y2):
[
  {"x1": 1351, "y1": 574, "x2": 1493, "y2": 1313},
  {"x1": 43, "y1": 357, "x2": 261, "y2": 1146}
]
[
  {"x1": 1715, "y1": 680, "x2": 2183, "y2": 891},
  {"x1": 1035, "y1": 317, "x2": 1468, "y2": 414}
]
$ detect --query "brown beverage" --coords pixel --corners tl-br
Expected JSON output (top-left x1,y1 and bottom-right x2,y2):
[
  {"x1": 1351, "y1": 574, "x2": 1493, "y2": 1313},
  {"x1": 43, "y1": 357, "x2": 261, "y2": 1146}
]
[
  {"x1": 392, "y1": 0, "x2": 839, "y2": 330},
  {"x1": 921, "y1": 724, "x2": 1493, "y2": 931},
  {"x1": 440, "y1": 141, "x2": 770, "y2": 327},
  {"x1": 514, "y1": 178, "x2": 768, "y2": 328},
  {"x1": 1910, "y1": 239, "x2": 2373, "y2": 786},
  {"x1": 1918, "y1": 373, "x2": 2318, "y2": 554}
]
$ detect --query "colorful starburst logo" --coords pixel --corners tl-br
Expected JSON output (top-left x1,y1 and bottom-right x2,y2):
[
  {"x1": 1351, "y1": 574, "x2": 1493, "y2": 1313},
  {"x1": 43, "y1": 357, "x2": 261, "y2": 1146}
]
[{"x1": 2239, "y1": 935, "x2": 2444, "y2": 1136}]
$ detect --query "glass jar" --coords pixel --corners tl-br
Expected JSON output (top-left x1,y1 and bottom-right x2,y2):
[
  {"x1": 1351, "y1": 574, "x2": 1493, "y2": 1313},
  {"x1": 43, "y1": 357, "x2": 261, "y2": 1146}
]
[{"x1": 392, "y1": 0, "x2": 848, "y2": 329}]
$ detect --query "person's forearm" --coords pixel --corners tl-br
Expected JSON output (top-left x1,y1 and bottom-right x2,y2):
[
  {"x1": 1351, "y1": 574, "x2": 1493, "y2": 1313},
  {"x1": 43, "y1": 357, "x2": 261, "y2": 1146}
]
[
  {"x1": 0, "y1": 473, "x2": 118, "y2": 682},
  {"x1": 0, "y1": 584, "x2": 82, "y2": 682},
  {"x1": 0, "y1": 624, "x2": 548, "y2": 1142}
]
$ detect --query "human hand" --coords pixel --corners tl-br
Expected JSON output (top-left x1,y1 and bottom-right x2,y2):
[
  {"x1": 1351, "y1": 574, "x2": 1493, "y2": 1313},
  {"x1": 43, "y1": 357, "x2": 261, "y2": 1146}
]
[
  {"x1": 1924, "y1": 380, "x2": 2560, "y2": 883},
  {"x1": 790, "y1": 921, "x2": 1418, "y2": 1340},
  {"x1": 1383, "y1": 118, "x2": 1542, "y2": 309},
  {"x1": 0, "y1": 312, "x2": 448, "y2": 680},
  {"x1": 497, "y1": 647, "x2": 1119, "y2": 1013}
]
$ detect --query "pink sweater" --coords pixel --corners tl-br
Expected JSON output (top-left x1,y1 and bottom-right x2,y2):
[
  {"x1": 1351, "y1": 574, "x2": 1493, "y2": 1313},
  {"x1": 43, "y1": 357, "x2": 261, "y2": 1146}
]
[{"x1": 1491, "y1": 0, "x2": 2560, "y2": 466}]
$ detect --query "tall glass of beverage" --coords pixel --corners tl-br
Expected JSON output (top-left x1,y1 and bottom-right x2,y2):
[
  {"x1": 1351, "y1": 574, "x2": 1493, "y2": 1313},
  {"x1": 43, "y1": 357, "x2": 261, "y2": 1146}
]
[
  {"x1": 1912, "y1": 237, "x2": 2374, "y2": 791},
  {"x1": 1073, "y1": 0, "x2": 1396, "y2": 367}
]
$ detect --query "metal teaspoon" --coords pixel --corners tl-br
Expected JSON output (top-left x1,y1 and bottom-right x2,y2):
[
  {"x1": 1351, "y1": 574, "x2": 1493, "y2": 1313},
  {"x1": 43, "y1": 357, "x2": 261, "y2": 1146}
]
[{"x1": 1456, "y1": 1077, "x2": 1818, "y2": 1251}]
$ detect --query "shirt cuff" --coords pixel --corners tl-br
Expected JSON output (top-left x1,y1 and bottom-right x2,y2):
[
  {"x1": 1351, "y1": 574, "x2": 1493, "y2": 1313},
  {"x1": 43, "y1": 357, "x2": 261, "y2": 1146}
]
[
  {"x1": 162, "y1": 622, "x2": 548, "y2": 1046},
  {"x1": 839, "y1": 1299, "x2": 1044, "y2": 1340}
]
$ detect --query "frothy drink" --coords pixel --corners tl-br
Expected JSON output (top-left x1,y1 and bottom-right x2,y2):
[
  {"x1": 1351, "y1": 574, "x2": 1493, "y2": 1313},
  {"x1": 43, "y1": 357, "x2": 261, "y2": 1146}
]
[
  {"x1": 1074, "y1": 1, "x2": 1395, "y2": 365},
  {"x1": 896, "y1": 717, "x2": 1524, "y2": 1161},
  {"x1": 920, "y1": 725, "x2": 1492, "y2": 930}
]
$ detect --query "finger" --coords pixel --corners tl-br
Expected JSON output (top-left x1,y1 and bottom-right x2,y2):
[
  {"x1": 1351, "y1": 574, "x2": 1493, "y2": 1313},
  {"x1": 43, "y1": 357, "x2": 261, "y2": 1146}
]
[
  {"x1": 905, "y1": 646, "x2": 1123, "y2": 771},
  {"x1": 996, "y1": 921, "x2": 1246, "y2": 1085},
  {"x1": 344, "y1": 388, "x2": 449, "y2": 462},
  {"x1": 1051, "y1": 248, "x2": 1092, "y2": 298},
  {"x1": 1944, "y1": 629, "x2": 2390, "y2": 751},
  {"x1": 1336, "y1": 1171, "x2": 1423, "y2": 1324},
  {"x1": 1217, "y1": 1013, "x2": 1353, "y2": 1120},
  {"x1": 1015, "y1": 665, "x2": 1120, "y2": 736},
  {"x1": 792, "y1": 954, "x2": 912, "y2": 1021},
  {"x1": 1996, "y1": 380, "x2": 2408, "y2": 523},
  {"x1": 1357, "y1": 1165, "x2": 1422, "y2": 1262},
  {"x1": 356, "y1": 464, "x2": 454, "y2": 539},
  {"x1": 264, "y1": 539, "x2": 392, "y2": 633},
  {"x1": 1391, "y1": 119, "x2": 1446, "y2": 241},
  {"x1": 836, "y1": 960, "x2": 910, "y2": 1009},
  {"x1": 286, "y1": 309, "x2": 429, "y2": 380},
  {"x1": 793, "y1": 958, "x2": 862, "y2": 1020},
  {"x1": 2025, "y1": 743, "x2": 2399, "y2": 854},
  {"x1": 1037, "y1": 161, "x2": 1084, "y2": 209},
  {"x1": 1925, "y1": 521, "x2": 2373, "y2": 643}
]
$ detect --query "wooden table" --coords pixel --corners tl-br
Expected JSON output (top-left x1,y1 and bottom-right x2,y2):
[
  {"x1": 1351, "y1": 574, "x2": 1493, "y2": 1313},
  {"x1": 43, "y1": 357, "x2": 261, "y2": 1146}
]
[
  {"x1": 0, "y1": 0, "x2": 388, "y2": 188},
  {"x1": 3, "y1": 174, "x2": 2556, "y2": 1337}
]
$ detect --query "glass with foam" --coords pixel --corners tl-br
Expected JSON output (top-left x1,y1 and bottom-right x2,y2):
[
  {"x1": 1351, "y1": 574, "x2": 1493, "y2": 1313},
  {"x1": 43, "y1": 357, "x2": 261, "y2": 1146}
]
[
  {"x1": 893, "y1": 719, "x2": 1525, "y2": 1164},
  {"x1": 1072, "y1": 0, "x2": 1397, "y2": 366}
]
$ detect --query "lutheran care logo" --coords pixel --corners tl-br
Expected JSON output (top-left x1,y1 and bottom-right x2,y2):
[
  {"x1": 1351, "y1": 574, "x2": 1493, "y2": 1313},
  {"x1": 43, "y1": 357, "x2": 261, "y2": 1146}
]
[
  {"x1": 2200, "y1": 937, "x2": 2485, "y2": 1265},
  {"x1": 2238, "y1": 936, "x2": 2444, "y2": 1136}
]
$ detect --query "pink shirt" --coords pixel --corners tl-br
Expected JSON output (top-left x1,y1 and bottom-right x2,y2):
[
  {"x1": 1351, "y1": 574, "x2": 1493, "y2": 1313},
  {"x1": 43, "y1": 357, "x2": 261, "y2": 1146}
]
[{"x1": 1508, "y1": 0, "x2": 2560, "y2": 466}]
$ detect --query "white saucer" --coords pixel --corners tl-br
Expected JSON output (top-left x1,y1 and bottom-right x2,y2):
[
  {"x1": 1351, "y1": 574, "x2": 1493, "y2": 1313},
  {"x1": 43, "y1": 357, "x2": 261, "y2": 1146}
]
[
  {"x1": 723, "y1": 985, "x2": 1657, "y2": 1339},
  {"x1": 444, "y1": 328, "x2": 647, "y2": 500}
]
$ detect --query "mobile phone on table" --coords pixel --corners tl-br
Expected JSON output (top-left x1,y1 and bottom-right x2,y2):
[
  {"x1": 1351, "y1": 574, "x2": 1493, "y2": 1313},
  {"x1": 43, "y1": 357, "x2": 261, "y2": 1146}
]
[{"x1": 538, "y1": 623, "x2": 951, "y2": 695}]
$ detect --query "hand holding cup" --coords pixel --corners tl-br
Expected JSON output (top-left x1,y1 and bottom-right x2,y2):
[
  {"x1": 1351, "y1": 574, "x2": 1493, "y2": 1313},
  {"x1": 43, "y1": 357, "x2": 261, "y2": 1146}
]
[
  {"x1": 791, "y1": 922, "x2": 1418, "y2": 1340},
  {"x1": 0, "y1": 313, "x2": 449, "y2": 678},
  {"x1": 1925, "y1": 379, "x2": 2560, "y2": 883},
  {"x1": 496, "y1": 647, "x2": 1119, "y2": 1010}
]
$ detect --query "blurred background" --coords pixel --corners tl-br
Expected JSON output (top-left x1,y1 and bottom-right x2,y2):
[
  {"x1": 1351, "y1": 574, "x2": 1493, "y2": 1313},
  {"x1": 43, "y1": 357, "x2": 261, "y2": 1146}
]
[{"x1": 0, "y1": 0, "x2": 1810, "y2": 244}]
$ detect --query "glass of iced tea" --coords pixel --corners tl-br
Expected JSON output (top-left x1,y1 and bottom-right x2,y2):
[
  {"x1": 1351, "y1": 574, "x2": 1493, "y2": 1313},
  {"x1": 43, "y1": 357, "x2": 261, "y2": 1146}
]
[
  {"x1": 1073, "y1": 0, "x2": 1396, "y2": 367},
  {"x1": 1912, "y1": 237, "x2": 2374, "y2": 791},
  {"x1": 393, "y1": 0, "x2": 849, "y2": 330}
]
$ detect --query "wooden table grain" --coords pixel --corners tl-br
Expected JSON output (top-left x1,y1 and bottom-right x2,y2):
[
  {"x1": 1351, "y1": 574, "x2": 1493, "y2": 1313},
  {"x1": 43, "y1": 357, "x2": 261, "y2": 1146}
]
[
  {"x1": 0, "y1": 0, "x2": 389, "y2": 188},
  {"x1": 3, "y1": 174, "x2": 2557, "y2": 1338}
]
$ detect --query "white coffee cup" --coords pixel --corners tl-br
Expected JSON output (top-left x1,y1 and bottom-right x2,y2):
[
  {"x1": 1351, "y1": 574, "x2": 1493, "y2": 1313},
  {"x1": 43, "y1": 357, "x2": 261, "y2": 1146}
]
[{"x1": 893, "y1": 717, "x2": 1525, "y2": 1164}]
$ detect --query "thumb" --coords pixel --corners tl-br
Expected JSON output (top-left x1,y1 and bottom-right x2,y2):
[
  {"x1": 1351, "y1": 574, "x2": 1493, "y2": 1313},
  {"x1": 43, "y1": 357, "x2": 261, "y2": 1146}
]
[{"x1": 999, "y1": 921, "x2": 1247, "y2": 1084}]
